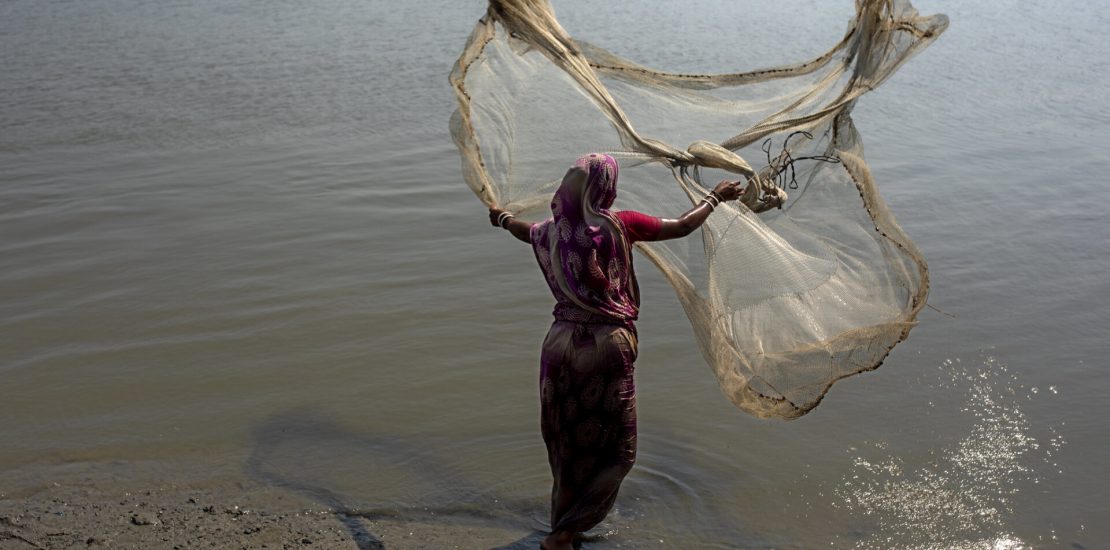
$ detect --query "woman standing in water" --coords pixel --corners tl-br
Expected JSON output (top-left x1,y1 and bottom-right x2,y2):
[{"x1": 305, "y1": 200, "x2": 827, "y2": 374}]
[{"x1": 489, "y1": 153, "x2": 742, "y2": 550}]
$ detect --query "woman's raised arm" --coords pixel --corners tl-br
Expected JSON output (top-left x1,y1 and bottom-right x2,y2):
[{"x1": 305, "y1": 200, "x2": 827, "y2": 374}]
[{"x1": 655, "y1": 180, "x2": 742, "y2": 241}]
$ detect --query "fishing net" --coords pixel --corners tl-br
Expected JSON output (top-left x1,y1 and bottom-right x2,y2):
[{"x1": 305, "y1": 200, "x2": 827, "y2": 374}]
[{"x1": 450, "y1": 0, "x2": 948, "y2": 419}]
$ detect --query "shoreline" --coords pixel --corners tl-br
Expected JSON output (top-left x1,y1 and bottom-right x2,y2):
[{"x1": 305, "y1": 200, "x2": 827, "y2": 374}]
[{"x1": 0, "y1": 472, "x2": 541, "y2": 549}]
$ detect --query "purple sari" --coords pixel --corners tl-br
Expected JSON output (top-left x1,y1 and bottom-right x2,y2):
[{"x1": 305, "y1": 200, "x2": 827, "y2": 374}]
[{"x1": 530, "y1": 154, "x2": 639, "y2": 534}]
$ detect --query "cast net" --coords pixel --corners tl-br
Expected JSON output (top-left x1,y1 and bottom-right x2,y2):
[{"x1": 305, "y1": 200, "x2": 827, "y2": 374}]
[{"x1": 450, "y1": 0, "x2": 948, "y2": 419}]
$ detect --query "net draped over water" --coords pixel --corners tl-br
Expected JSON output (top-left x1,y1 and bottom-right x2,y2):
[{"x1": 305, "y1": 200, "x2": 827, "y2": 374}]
[{"x1": 450, "y1": 0, "x2": 948, "y2": 419}]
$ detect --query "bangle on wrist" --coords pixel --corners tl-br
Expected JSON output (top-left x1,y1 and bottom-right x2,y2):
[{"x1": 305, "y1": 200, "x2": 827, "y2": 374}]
[
  {"x1": 497, "y1": 211, "x2": 515, "y2": 228},
  {"x1": 709, "y1": 190, "x2": 725, "y2": 203}
]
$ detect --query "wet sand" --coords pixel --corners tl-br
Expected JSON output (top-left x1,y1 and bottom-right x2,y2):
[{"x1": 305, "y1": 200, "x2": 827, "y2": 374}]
[
  {"x1": 0, "y1": 470, "x2": 541, "y2": 549},
  {"x1": 1, "y1": 485, "x2": 360, "y2": 549}
]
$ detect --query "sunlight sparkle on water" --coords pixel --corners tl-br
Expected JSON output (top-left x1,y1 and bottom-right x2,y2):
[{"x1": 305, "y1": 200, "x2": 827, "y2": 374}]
[{"x1": 832, "y1": 356, "x2": 1065, "y2": 549}]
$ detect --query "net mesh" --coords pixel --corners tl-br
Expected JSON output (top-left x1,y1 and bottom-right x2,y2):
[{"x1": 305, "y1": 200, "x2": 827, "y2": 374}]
[{"x1": 450, "y1": 0, "x2": 948, "y2": 419}]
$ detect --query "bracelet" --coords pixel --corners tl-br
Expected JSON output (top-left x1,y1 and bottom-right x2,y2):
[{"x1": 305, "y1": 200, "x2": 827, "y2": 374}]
[
  {"x1": 497, "y1": 211, "x2": 515, "y2": 228},
  {"x1": 701, "y1": 193, "x2": 720, "y2": 210},
  {"x1": 709, "y1": 190, "x2": 725, "y2": 203}
]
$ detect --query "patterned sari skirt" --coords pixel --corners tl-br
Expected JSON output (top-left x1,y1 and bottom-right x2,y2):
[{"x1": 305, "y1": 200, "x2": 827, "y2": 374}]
[{"x1": 539, "y1": 320, "x2": 638, "y2": 533}]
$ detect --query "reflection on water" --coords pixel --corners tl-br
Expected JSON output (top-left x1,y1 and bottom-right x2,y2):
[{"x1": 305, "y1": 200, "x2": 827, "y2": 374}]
[{"x1": 833, "y1": 357, "x2": 1066, "y2": 549}]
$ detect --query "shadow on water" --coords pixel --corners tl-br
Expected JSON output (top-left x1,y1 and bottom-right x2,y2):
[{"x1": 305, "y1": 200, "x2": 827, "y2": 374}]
[{"x1": 245, "y1": 408, "x2": 550, "y2": 549}]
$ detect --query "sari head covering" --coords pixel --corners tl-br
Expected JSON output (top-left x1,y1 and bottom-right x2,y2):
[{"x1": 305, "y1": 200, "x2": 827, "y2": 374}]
[{"x1": 531, "y1": 154, "x2": 640, "y2": 324}]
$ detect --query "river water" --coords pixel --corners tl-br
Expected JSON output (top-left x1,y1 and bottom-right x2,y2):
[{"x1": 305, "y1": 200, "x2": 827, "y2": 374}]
[{"x1": 1, "y1": 0, "x2": 1107, "y2": 547}]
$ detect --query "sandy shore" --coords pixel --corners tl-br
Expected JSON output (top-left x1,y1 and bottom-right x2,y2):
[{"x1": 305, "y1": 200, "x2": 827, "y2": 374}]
[
  {"x1": 0, "y1": 484, "x2": 358, "y2": 549},
  {"x1": 0, "y1": 480, "x2": 542, "y2": 549}
]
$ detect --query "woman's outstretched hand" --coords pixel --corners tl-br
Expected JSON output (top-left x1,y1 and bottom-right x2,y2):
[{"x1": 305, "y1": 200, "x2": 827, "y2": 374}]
[
  {"x1": 489, "y1": 207, "x2": 531, "y2": 243},
  {"x1": 713, "y1": 180, "x2": 743, "y2": 201}
]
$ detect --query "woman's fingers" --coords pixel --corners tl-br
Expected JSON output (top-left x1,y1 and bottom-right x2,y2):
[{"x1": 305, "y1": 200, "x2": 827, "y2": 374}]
[
  {"x1": 727, "y1": 181, "x2": 743, "y2": 200},
  {"x1": 712, "y1": 180, "x2": 736, "y2": 201},
  {"x1": 714, "y1": 180, "x2": 742, "y2": 201}
]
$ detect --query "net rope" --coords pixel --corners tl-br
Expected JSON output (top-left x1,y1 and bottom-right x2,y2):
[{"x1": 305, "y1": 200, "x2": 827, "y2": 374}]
[{"x1": 450, "y1": 0, "x2": 948, "y2": 419}]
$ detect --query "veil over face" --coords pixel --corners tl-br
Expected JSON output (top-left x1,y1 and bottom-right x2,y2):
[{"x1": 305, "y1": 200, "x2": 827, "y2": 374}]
[{"x1": 531, "y1": 154, "x2": 640, "y2": 323}]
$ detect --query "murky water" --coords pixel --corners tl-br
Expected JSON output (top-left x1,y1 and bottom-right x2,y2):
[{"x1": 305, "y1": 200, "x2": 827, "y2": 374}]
[{"x1": 1, "y1": 0, "x2": 1107, "y2": 547}]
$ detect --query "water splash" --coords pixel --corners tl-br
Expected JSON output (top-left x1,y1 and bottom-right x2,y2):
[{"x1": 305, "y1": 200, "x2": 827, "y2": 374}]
[{"x1": 832, "y1": 356, "x2": 1066, "y2": 549}]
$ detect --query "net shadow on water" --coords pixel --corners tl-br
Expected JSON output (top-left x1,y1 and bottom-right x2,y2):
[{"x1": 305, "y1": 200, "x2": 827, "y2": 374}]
[
  {"x1": 242, "y1": 408, "x2": 753, "y2": 548},
  {"x1": 245, "y1": 408, "x2": 554, "y2": 549}
]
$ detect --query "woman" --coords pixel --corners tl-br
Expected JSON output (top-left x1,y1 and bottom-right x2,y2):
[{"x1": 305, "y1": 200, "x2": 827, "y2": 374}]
[{"x1": 489, "y1": 154, "x2": 741, "y2": 550}]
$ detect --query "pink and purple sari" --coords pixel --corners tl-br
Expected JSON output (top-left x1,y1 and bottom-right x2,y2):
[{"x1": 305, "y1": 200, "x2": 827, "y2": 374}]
[{"x1": 529, "y1": 154, "x2": 643, "y2": 534}]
